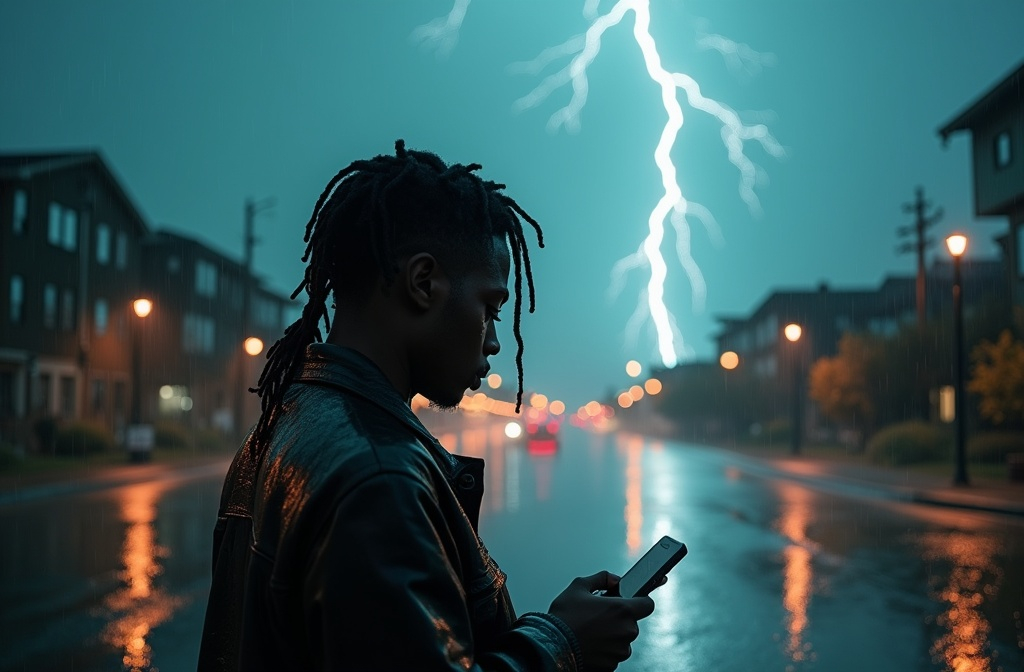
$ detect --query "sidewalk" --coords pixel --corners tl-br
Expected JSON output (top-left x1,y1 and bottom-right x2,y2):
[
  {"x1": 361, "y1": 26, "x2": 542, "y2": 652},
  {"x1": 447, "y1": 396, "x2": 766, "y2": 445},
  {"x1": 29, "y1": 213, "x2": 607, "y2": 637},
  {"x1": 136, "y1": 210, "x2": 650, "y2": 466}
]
[
  {"x1": 716, "y1": 447, "x2": 1024, "y2": 517},
  {"x1": 0, "y1": 454, "x2": 232, "y2": 508}
]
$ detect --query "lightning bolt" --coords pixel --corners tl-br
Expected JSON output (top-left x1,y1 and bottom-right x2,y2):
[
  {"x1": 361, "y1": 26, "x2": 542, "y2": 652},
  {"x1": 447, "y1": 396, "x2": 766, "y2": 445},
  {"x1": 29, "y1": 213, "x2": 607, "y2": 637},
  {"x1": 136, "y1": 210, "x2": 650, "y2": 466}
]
[{"x1": 415, "y1": 1, "x2": 783, "y2": 368}]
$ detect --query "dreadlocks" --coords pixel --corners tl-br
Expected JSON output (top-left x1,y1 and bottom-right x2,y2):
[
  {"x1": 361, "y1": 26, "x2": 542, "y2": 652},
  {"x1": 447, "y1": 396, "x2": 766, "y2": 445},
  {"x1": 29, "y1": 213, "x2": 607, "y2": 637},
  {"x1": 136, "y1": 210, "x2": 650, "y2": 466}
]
[{"x1": 250, "y1": 140, "x2": 543, "y2": 441}]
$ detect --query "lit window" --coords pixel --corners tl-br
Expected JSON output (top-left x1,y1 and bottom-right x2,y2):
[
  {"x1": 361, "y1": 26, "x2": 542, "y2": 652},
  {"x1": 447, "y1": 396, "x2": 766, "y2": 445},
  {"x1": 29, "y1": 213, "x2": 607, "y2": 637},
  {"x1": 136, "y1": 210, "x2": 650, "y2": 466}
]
[
  {"x1": 43, "y1": 284, "x2": 58, "y2": 328},
  {"x1": 995, "y1": 130, "x2": 1012, "y2": 168},
  {"x1": 48, "y1": 203, "x2": 62, "y2": 245},
  {"x1": 13, "y1": 190, "x2": 27, "y2": 235},
  {"x1": 9, "y1": 275, "x2": 24, "y2": 323},
  {"x1": 115, "y1": 232, "x2": 127, "y2": 268},
  {"x1": 62, "y1": 208, "x2": 77, "y2": 251},
  {"x1": 61, "y1": 289, "x2": 75, "y2": 330},
  {"x1": 96, "y1": 224, "x2": 111, "y2": 264},
  {"x1": 183, "y1": 312, "x2": 216, "y2": 354},
  {"x1": 95, "y1": 298, "x2": 108, "y2": 336}
]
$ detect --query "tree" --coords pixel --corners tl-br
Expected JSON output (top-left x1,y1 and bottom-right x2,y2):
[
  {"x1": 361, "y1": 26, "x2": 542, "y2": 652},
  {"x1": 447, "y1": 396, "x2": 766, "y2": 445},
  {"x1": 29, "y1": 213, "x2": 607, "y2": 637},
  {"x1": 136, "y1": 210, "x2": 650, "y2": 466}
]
[
  {"x1": 808, "y1": 333, "x2": 877, "y2": 447},
  {"x1": 968, "y1": 329, "x2": 1024, "y2": 427}
]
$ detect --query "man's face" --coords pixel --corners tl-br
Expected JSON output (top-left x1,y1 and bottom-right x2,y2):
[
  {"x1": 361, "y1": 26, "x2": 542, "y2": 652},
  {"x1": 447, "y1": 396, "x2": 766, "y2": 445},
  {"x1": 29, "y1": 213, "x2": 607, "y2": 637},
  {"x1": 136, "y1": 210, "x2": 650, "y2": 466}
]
[{"x1": 415, "y1": 237, "x2": 511, "y2": 410}]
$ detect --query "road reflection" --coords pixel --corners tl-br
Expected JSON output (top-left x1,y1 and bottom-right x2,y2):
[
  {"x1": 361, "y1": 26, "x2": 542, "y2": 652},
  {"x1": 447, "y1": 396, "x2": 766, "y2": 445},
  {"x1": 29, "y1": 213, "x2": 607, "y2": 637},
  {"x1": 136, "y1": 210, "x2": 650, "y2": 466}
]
[
  {"x1": 619, "y1": 434, "x2": 645, "y2": 556},
  {"x1": 774, "y1": 481, "x2": 818, "y2": 666},
  {"x1": 100, "y1": 482, "x2": 185, "y2": 672},
  {"x1": 920, "y1": 530, "x2": 1002, "y2": 672}
]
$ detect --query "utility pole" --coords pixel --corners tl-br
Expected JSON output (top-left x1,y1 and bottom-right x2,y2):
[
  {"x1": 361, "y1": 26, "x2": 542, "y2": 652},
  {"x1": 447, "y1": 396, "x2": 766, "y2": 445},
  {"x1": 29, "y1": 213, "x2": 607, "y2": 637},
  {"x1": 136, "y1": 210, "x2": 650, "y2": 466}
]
[
  {"x1": 897, "y1": 186, "x2": 943, "y2": 327},
  {"x1": 236, "y1": 197, "x2": 275, "y2": 437}
]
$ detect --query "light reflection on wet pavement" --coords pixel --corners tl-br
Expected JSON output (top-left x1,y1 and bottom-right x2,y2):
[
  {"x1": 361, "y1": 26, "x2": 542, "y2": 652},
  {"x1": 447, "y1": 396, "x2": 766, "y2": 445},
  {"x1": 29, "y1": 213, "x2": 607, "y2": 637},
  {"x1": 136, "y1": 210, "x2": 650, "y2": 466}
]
[{"x1": 1, "y1": 422, "x2": 1022, "y2": 671}]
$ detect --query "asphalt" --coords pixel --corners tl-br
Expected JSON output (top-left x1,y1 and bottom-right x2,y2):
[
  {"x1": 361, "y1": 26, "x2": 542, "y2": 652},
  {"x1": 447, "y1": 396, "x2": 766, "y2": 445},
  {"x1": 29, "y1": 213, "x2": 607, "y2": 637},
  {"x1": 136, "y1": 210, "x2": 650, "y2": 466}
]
[{"x1": 2, "y1": 444, "x2": 1023, "y2": 518}]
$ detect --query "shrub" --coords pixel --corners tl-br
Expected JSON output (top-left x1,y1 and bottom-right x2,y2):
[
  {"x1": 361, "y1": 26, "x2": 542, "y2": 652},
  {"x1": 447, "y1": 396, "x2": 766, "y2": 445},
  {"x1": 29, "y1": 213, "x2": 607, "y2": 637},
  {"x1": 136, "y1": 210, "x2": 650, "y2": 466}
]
[
  {"x1": 54, "y1": 421, "x2": 115, "y2": 457},
  {"x1": 866, "y1": 421, "x2": 951, "y2": 466},
  {"x1": 194, "y1": 428, "x2": 231, "y2": 453},
  {"x1": 154, "y1": 420, "x2": 191, "y2": 450},
  {"x1": 0, "y1": 441, "x2": 22, "y2": 471},
  {"x1": 968, "y1": 431, "x2": 1024, "y2": 465},
  {"x1": 33, "y1": 416, "x2": 58, "y2": 453}
]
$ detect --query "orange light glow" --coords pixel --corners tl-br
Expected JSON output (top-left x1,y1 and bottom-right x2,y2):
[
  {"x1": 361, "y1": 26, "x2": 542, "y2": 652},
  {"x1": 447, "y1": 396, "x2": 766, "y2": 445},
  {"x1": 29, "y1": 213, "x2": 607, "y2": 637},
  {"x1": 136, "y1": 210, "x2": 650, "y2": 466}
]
[
  {"x1": 549, "y1": 400, "x2": 565, "y2": 416},
  {"x1": 625, "y1": 360, "x2": 642, "y2": 377},
  {"x1": 132, "y1": 298, "x2": 153, "y2": 318},
  {"x1": 643, "y1": 378, "x2": 662, "y2": 395},
  {"x1": 628, "y1": 385, "x2": 644, "y2": 401},
  {"x1": 945, "y1": 233, "x2": 968, "y2": 257},
  {"x1": 624, "y1": 435, "x2": 644, "y2": 554},
  {"x1": 243, "y1": 336, "x2": 264, "y2": 356},
  {"x1": 529, "y1": 393, "x2": 548, "y2": 409},
  {"x1": 720, "y1": 351, "x2": 739, "y2": 370},
  {"x1": 487, "y1": 373, "x2": 502, "y2": 389},
  {"x1": 784, "y1": 323, "x2": 802, "y2": 342},
  {"x1": 618, "y1": 392, "x2": 633, "y2": 408},
  {"x1": 585, "y1": 400, "x2": 602, "y2": 417},
  {"x1": 775, "y1": 482, "x2": 816, "y2": 663}
]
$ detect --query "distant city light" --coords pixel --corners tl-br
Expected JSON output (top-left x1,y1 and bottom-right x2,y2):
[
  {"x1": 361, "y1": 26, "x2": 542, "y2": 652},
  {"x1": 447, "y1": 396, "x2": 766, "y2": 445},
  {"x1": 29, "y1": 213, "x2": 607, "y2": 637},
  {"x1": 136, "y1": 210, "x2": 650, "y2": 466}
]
[
  {"x1": 618, "y1": 392, "x2": 634, "y2": 408},
  {"x1": 487, "y1": 373, "x2": 502, "y2": 389},
  {"x1": 530, "y1": 393, "x2": 548, "y2": 409},
  {"x1": 504, "y1": 421, "x2": 523, "y2": 439},
  {"x1": 628, "y1": 385, "x2": 645, "y2": 402},
  {"x1": 626, "y1": 360, "x2": 642, "y2": 377},
  {"x1": 159, "y1": 385, "x2": 174, "y2": 399},
  {"x1": 585, "y1": 400, "x2": 602, "y2": 417},
  {"x1": 132, "y1": 298, "x2": 153, "y2": 318},
  {"x1": 549, "y1": 400, "x2": 566, "y2": 415},
  {"x1": 784, "y1": 323, "x2": 802, "y2": 342},
  {"x1": 643, "y1": 378, "x2": 662, "y2": 395},
  {"x1": 243, "y1": 337, "x2": 264, "y2": 356},
  {"x1": 720, "y1": 351, "x2": 739, "y2": 370}
]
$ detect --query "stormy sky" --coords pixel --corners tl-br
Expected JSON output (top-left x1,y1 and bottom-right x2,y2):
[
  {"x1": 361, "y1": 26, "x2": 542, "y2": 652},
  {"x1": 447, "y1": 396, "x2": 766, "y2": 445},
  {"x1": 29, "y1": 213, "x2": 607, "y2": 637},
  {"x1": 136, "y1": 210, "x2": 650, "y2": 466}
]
[{"x1": 2, "y1": 1, "x2": 1021, "y2": 409}]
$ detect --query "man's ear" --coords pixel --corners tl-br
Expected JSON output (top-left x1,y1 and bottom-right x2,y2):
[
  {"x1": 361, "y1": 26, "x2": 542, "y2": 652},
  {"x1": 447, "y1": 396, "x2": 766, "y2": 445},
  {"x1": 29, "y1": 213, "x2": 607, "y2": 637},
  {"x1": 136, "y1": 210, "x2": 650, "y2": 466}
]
[{"x1": 403, "y1": 252, "x2": 448, "y2": 311}]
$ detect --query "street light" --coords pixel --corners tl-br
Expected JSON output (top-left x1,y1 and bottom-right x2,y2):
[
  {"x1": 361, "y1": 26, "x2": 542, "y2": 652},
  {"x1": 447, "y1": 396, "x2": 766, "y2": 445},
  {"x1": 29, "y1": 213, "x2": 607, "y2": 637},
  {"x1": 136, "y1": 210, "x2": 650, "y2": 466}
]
[
  {"x1": 131, "y1": 298, "x2": 153, "y2": 424},
  {"x1": 785, "y1": 322, "x2": 803, "y2": 455},
  {"x1": 946, "y1": 233, "x2": 969, "y2": 486}
]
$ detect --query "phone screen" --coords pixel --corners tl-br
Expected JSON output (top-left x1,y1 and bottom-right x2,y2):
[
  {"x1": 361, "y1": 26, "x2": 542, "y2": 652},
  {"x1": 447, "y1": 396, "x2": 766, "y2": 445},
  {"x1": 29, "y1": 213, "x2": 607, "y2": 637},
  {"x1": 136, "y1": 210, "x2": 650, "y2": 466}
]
[{"x1": 617, "y1": 536, "x2": 687, "y2": 598}]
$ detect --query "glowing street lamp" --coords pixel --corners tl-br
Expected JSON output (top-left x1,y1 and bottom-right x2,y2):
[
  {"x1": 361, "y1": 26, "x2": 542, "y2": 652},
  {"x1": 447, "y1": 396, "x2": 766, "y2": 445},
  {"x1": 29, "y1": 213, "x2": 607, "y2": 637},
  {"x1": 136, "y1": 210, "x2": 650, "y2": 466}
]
[
  {"x1": 243, "y1": 336, "x2": 265, "y2": 357},
  {"x1": 784, "y1": 322, "x2": 803, "y2": 455},
  {"x1": 625, "y1": 360, "x2": 642, "y2": 378},
  {"x1": 946, "y1": 233, "x2": 969, "y2": 486},
  {"x1": 131, "y1": 298, "x2": 153, "y2": 425},
  {"x1": 719, "y1": 351, "x2": 739, "y2": 370}
]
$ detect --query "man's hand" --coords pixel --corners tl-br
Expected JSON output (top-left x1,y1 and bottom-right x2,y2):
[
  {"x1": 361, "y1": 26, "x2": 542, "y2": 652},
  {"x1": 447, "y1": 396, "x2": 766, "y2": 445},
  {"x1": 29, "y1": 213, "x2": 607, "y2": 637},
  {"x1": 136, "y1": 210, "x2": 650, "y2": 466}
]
[{"x1": 548, "y1": 571, "x2": 656, "y2": 672}]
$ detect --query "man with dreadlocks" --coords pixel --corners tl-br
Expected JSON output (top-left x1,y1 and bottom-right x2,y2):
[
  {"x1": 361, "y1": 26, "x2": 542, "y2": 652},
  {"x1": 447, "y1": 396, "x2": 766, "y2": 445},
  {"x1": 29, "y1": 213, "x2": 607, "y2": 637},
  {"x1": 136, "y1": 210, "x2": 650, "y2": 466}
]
[{"x1": 198, "y1": 141, "x2": 657, "y2": 671}]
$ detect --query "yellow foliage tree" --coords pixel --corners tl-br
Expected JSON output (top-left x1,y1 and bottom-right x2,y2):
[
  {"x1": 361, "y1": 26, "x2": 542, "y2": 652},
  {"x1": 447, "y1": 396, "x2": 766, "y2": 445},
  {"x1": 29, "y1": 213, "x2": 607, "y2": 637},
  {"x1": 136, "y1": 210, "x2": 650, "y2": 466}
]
[
  {"x1": 808, "y1": 333, "x2": 877, "y2": 444},
  {"x1": 968, "y1": 329, "x2": 1024, "y2": 426}
]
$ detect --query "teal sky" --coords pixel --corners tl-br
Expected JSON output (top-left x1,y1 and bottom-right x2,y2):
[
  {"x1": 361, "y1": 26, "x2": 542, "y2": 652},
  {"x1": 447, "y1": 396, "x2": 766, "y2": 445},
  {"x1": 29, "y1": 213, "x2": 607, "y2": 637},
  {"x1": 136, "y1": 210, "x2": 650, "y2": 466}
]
[{"x1": 2, "y1": 1, "x2": 1022, "y2": 410}]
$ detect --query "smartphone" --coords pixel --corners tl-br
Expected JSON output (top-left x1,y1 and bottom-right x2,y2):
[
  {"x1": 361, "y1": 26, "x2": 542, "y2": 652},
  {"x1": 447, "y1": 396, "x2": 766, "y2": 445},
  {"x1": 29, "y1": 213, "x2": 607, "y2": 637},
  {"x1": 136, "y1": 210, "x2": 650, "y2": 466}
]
[{"x1": 616, "y1": 535, "x2": 687, "y2": 598}]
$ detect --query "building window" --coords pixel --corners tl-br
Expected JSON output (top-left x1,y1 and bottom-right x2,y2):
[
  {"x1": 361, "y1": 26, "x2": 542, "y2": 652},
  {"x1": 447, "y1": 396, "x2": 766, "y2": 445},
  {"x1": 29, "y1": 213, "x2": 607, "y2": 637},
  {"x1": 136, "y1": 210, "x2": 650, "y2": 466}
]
[
  {"x1": 60, "y1": 375, "x2": 76, "y2": 419},
  {"x1": 167, "y1": 255, "x2": 181, "y2": 273},
  {"x1": 96, "y1": 224, "x2": 111, "y2": 265},
  {"x1": 61, "y1": 289, "x2": 75, "y2": 330},
  {"x1": 91, "y1": 379, "x2": 107, "y2": 414},
  {"x1": 995, "y1": 130, "x2": 1012, "y2": 169},
  {"x1": 183, "y1": 312, "x2": 216, "y2": 354},
  {"x1": 13, "y1": 189, "x2": 27, "y2": 235},
  {"x1": 95, "y1": 298, "x2": 109, "y2": 336},
  {"x1": 62, "y1": 208, "x2": 78, "y2": 250},
  {"x1": 43, "y1": 284, "x2": 58, "y2": 328},
  {"x1": 195, "y1": 259, "x2": 218, "y2": 298},
  {"x1": 36, "y1": 373, "x2": 52, "y2": 413},
  {"x1": 48, "y1": 203, "x2": 62, "y2": 245},
  {"x1": 9, "y1": 275, "x2": 24, "y2": 323},
  {"x1": 115, "y1": 232, "x2": 127, "y2": 268},
  {"x1": 0, "y1": 372, "x2": 13, "y2": 419}
]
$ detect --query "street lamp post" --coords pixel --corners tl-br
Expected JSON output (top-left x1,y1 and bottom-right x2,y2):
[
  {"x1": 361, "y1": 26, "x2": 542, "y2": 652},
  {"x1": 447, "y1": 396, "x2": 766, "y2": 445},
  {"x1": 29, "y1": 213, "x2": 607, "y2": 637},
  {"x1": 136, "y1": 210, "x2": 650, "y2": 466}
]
[
  {"x1": 234, "y1": 336, "x2": 265, "y2": 439},
  {"x1": 946, "y1": 233, "x2": 969, "y2": 486},
  {"x1": 784, "y1": 323, "x2": 803, "y2": 455},
  {"x1": 129, "y1": 298, "x2": 153, "y2": 462}
]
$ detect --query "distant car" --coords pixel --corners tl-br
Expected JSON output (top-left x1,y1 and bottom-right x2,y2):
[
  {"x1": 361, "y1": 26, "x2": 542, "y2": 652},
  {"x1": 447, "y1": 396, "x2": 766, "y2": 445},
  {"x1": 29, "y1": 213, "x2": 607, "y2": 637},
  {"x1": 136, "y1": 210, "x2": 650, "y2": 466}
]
[{"x1": 526, "y1": 420, "x2": 560, "y2": 455}]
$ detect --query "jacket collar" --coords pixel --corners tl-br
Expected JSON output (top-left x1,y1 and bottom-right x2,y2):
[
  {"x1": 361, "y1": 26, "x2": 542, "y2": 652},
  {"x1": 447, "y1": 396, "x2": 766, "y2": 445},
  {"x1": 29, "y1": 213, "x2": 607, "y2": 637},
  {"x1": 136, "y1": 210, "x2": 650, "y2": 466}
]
[{"x1": 293, "y1": 343, "x2": 466, "y2": 475}]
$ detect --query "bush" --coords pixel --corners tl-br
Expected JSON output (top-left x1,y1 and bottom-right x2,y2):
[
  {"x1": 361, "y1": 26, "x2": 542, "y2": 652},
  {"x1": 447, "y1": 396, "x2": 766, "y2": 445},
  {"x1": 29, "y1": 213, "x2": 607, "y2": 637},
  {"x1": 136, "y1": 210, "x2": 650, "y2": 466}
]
[
  {"x1": 154, "y1": 421, "x2": 190, "y2": 450},
  {"x1": 866, "y1": 421, "x2": 951, "y2": 466},
  {"x1": 968, "y1": 431, "x2": 1024, "y2": 465},
  {"x1": 33, "y1": 416, "x2": 58, "y2": 453},
  {"x1": 0, "y1": 441, "x2": 22, "y2": 471},
  {"x1": 54, "y1": 421, "x2": 115, "y2": 457}
]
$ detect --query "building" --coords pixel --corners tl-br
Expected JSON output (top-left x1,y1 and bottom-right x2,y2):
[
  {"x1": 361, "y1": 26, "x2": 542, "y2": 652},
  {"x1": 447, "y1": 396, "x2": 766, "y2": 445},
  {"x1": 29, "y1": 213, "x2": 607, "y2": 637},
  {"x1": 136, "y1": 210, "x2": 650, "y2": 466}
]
[
  {"x1": 0, "y1": 150, "x2": 292, "y2": 451},
  {"x1": 939, "y1": 60, "x2": 1024, "y2": 315}
]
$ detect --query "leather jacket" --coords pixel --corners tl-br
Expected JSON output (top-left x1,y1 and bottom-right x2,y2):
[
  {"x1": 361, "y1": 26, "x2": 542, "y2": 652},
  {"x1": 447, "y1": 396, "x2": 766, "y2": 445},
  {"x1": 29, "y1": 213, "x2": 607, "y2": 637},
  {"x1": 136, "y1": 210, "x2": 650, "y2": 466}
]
[{"x1": 198, "y1": 343, "x2": 582, "y2": 671}]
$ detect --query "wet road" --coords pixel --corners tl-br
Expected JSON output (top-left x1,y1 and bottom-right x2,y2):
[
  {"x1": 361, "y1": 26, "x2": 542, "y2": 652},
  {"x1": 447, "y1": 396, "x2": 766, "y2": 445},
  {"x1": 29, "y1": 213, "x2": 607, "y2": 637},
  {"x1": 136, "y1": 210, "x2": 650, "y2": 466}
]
[{"x1": 2, "y1": 422, "x2": 1023, "y2": 671}]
